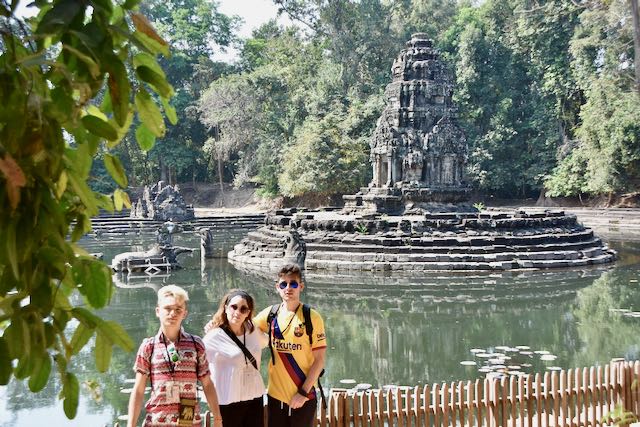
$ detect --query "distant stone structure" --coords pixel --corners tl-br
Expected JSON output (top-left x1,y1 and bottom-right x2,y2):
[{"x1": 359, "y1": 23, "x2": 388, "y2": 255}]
[
  {"x1": 227, "y1": 34, "x2": 617, "y2": 274},
  {"x1": 130, "y1": 181, "x2": 195, "y2": 221},
  {"x1": 344, "y1": 33, "x2": 470, "y2": 214}
]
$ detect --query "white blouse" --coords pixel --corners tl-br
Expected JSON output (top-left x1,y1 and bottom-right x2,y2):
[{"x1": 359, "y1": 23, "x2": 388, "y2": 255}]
[{"x1": 203, "y1": 325, "x2": 268, "y2": 405}]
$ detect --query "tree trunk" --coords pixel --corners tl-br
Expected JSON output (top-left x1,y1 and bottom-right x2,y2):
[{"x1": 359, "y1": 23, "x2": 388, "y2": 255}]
[
  {"x1": 218, "y1": 156, "x2": 224, "y2": 195},
  {"x1": 159, "y1": 158, "x2": 167, "y2": 183},
  {"x1": 632, "y1": 0, "x2": 640, "y2": 95}
]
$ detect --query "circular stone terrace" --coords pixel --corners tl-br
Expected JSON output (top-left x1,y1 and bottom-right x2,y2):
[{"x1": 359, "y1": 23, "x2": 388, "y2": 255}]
[{"x1": 227, "y1": 208, "x2": 616, "y2": 273}]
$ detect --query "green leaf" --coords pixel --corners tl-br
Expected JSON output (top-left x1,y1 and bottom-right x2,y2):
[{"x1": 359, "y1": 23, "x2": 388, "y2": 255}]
[
  {"x1": 4, "y1": 316, "x2": 29, "y2": 360},
  {"x1": 62, "y1": 45, "x2": 100, "y2": 78},
  {"x1": 81, "y1": 115, "x2": 118, "y2": 141},
  {"x1": 135, "y1": 123, "x2": 156, "y2": 151},
  {"x1": 107, "y1": 60, "x2": 130, "y2": 127},
  {"x1": 132, "y1": 52, "x2": 165, "y2": 76},
  {"x1": 137, "y1": 66, "x2": 174, "y2": 98},
  {"x1": 103, "y1": 153, "x2": 128, "y2": 188},
  {"x1": 69, "y1": 323, "x2": 94, "y2": 356},
  {"x1": 122, "y1": 0, "x2": 143, "y2": 9},
  {"x1": 71, "y1": 307, "x2": 101, "y2": 329},
  {"x1": 36, "y1": 0, "x2": 82, "y2": 35},
  {"x1": 161, "y1": 97, "x2": 178, "y2": 125},
  {"x1": 135, "y1": 89, "x2": 165, "y2": 137},
  {"x1": 73, "y1": 258, "x2": 113, "y2": 308},
  {"x1": 28, "y1": 353, "x2": 51, "y2": 392},
  {"x1": 6, "y1": 221, "x2": 18, "y2": 279},
  {"x1": 0, "y1": 337, "x2": 11, "y2": 385},
  {"x1": 63, "y1": 372, "x2": 79, "y2": 419},
  {"x1": 131, "y1": 13, "x2": 169, "y2": 56},
  {"x1": 113, "y1": 188, "x2": 131, "y2": 211},
  {"x1": 15, "y1": 353, "x2": 33, "y2": 379},
  {"x1": 97, "y1": 320, "x2": 134, "y2": 352},
  {"x1": 94, "y1": 332, "x2": 112, "y2": 372},
  {"x1": 67, "y1": 171, "x2": 99, "y2": 216}
]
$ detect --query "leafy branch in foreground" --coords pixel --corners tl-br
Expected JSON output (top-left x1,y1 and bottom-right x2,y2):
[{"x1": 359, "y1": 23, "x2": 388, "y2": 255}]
[{"x1": 0, "y1": 0, "x2": 175, "y2": 418}]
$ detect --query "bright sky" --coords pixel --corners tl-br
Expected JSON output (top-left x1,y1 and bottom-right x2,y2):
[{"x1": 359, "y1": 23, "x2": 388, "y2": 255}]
[
  {"x1": 16, "y1": 0, "x2": 288, "y2": 61},
  {"x1": 215, "y1": 0, "x2": 289, "y2": 61},
  {"x1": 217, "y1": 0, "x2": 283, "y2": 39}
]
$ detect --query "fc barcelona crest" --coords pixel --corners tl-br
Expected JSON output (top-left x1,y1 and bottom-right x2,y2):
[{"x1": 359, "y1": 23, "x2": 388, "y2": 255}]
[{"x1": 294, "y1": 324, "x2": 304, "y2": 337}]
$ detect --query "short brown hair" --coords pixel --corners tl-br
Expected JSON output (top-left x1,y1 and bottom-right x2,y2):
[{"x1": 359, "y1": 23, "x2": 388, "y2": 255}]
[{"x1": 278, "y1": 263, "x2": 303, "y2": 281}]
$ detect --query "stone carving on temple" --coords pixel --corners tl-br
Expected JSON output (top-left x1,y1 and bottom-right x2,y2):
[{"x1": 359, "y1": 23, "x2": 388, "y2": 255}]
[
  {"x1": 130, "y1": 180, "x2": 195, "y2": 221},
  {"x1": 345, "y1": 33, "x2": 471, "y2": 213}
]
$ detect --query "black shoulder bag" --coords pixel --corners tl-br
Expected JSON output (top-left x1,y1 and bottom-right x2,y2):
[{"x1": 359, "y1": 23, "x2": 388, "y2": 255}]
[{"x1": 221, "y1": 327, "x2": 258, "y2": 370}]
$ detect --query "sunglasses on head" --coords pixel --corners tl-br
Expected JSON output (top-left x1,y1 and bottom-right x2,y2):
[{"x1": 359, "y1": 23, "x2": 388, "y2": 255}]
[
  {"x1": 278, "y1": 280, "x2": 299, "y2": 289},
  {"x1": 228, "y1": 303, "x2": 250, "y2": 314}
]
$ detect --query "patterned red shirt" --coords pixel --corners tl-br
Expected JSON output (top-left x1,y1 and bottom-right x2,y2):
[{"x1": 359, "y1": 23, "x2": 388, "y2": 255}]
[{"x1": 134, "y1": 329, "x2": 210, "y2": 426}]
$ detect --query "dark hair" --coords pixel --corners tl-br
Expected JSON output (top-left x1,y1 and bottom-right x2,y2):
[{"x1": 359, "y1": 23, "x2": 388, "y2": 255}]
[
  {"x1": 278, "y1": 263, "x2": 303, "y2": 281},
  {"x1": 210, "y1": 289, "x2": 255, "y2": 332}
]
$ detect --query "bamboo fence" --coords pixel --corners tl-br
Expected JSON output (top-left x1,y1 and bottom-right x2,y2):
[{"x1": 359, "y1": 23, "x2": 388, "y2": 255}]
[{"x1": 119, "y1": 360, "x2": 640, "y2": 427}]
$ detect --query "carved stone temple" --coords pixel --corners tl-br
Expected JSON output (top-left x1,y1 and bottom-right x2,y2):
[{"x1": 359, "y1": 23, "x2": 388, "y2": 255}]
[
  {"x1": 130, "y1": 181, "x2": 195, "y2": 221},
  {"x1": 227, "y1": 34, "x2": 616, "y2": 274},
  {"x1": 344, "y1": 33, "x2": 471, "y2": 214}
]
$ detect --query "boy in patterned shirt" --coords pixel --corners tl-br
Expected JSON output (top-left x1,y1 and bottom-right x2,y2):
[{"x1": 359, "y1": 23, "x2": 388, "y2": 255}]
[
  {"x1": 254, "y1": 264, "x2": 327, "y2": 427},
  {"x1": 127, "y1": 285, "x2": 223, "y2": 427}
]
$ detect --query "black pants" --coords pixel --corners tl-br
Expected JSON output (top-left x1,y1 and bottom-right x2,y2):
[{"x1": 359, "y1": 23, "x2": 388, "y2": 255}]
[
  {"x1": 267, "y1": 395, "x2": 317, "y2": 427},
  {"x1": 219, "y1": 396, "x2": 264, "y2": 427}
]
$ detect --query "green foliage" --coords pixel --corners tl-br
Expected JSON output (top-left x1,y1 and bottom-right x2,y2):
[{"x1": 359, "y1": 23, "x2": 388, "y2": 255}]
[
  {"x1": 473, "y1": 202, "x2": 485, "y2": 211},
  {"x1": 547, "y1": 81, "x2": 640, "y2": 196},
  {"x1": 0, "y1": 0, "x2": 172, "y2": 417}
]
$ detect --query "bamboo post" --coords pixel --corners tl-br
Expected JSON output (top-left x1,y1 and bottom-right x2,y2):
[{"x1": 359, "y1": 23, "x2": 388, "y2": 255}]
[
  {"x1": 396, "y1": 387, "x2": 404, "y2": 427},
  {"x1": 414, "y1": 386, "x2": 422, "y2": 427},
  {"x1": 424, "y1": 384, "x2": 431, "y2": 427},
  {"x1": 353, "y1": 392, "x2": 362, "y2": 427},
  {"x1": 377, "y1": 390, "x2": 385, "y2": 427},
  {"x1": 519, "y1": 375, "x2": 526, "y2": 427},
  {"x1": 387, "y1": 388, "x2": 395, "y2": 426},
  {"x1": 337, "y1": 392, "x2": 346, "y2": 427},
  {"x1": 567, "y1": 369, "x2": 575, "y2": 426},
  {"x1": 552, "y1": 371, "x2": 560, "y2": 427},
  {"x1": 509, "y1": 375, "x2": 517, "y2": 427},
  {"x1": 534, "y1": 374, "x2": 543, "y2": 427},
  {"x1": 405, "y1": 386, "x2": 413, "y2": 425},
  {"x1": 367, "y1": 390, "x2": 375, "y2": 427},
  {"x1": 500, "y1": 377, "x2": 509, "y2": 427},
  {"x1": 442, "y1": 383, "x2": 450, "y2": 427},
  {"x1": 474, "y1": 379, "x2": 483, "y2": 427},
  {"x1": 434, "y1": 383, "x2": 442, "y2": 427}
]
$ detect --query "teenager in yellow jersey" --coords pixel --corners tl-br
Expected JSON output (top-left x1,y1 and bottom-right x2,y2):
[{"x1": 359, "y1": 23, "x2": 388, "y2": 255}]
[{"x1": 253, "y1": 264, "x2": 327, "y2": 427}]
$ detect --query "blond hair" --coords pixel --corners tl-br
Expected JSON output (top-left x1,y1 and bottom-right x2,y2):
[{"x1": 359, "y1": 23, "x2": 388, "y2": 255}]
[{"x1": 157, "y1": 285, "x2": 189, "y2": 306}]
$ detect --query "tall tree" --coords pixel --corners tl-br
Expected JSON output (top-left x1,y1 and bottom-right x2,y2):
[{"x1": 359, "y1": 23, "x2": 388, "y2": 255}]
[{"x1": 0, "y1": 0, "x2": 172, "y2": 417}]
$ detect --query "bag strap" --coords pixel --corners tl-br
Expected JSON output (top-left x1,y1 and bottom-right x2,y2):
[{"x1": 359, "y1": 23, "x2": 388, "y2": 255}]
[
  {"x1": 267, "y1": 303, "x2": 280, "y2": 365},
  {"x1": 302, "y1": 303, "x2": 313, "y2": 344},
  {"x1": 148, "y1": 332, "x2": 198, "y2": 390},
  {"x1": 221, "y1": 327, "x2": 258, "y2": 370},
  {"x1": 301, "y1": 304, "x2": 327, "y2": 409}
]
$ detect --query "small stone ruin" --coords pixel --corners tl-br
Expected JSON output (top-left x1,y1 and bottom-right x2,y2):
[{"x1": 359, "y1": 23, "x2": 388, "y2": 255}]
[
  {"x1": 130, "y1": 181, "x2": 195, "y2": 221},
  {"x1": 227, "y1": 34, "x2": 616, "y2": 273},
  {"x1": 344, "y1": 32, "x2": 471, "y2": 214}
]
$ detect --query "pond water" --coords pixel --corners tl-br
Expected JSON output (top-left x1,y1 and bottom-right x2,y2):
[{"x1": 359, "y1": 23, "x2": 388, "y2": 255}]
[{"x1": 1, "y1": 231, "x2": 640, "y2": 426}]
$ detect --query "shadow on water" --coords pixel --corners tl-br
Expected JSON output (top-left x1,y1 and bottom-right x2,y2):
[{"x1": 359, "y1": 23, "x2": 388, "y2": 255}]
[{"x1": 2, "y1": 235, "x2": 640, "y2": 426}]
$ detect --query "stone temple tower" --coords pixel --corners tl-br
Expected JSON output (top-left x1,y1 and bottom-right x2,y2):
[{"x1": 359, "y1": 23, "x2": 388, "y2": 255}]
[{"x1": 344, "y1": 33, "x2": 471, "y2": 214}]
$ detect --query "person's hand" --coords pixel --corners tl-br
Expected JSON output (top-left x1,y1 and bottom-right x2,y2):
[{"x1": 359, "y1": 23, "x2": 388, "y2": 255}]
[
  {"x1": 204, "y1": 319, "x2": 214, "y2": 334},
  {"x1": 212, "y1": 414, "x2": 223, "y2": 427},
  {"x1": 289, "y1": 392, "x2": 308, "y2": 409}
]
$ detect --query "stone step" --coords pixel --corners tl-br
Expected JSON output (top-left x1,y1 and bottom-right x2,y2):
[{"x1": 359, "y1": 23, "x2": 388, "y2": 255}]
[
  {"x1": 303, "y1": 237, "x2": 605, "y2": 255},
  {"x1": 304, "y1": 253, "x2": 615, "y2": 272},
  {"x1": 306, "y1": 248, "x2": 606, "y2": 263}
]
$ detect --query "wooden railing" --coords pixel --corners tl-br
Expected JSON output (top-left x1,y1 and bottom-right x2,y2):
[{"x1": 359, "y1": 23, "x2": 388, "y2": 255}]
[
  {"x1": 116, "y1": 360, "x2": 640, "y2": 427},
  {"x1": 314, "y1": 360, "x2": 639, "y2": 427}
]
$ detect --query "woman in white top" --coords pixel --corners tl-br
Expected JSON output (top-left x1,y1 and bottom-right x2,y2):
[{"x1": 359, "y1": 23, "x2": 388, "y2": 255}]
[{"x1": 203, "y1": 289, "x2": 268, "y2": 427}]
